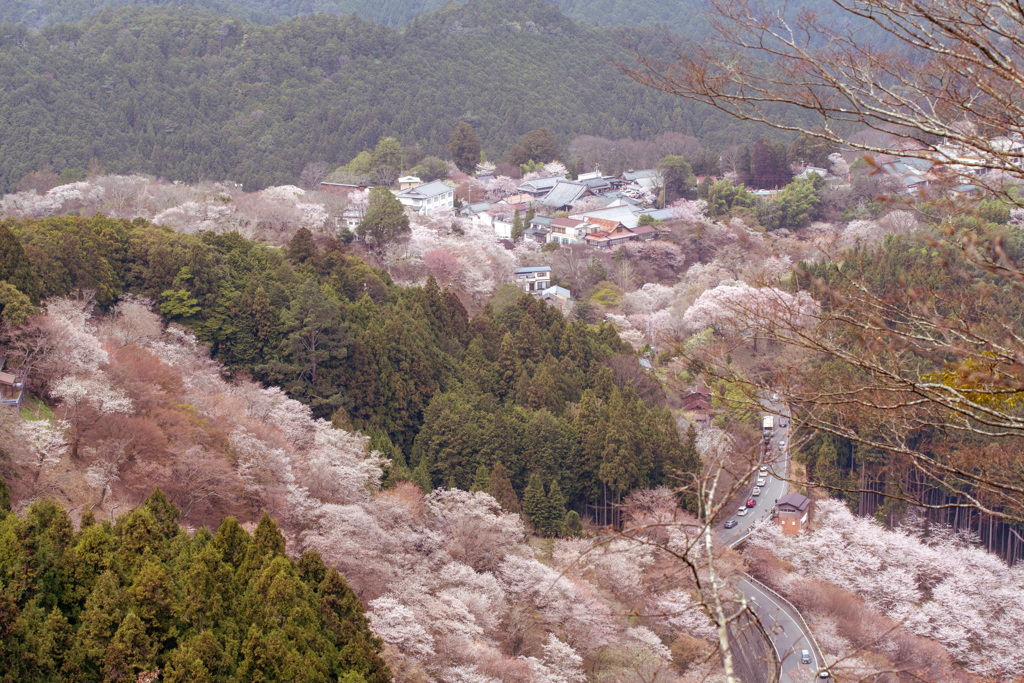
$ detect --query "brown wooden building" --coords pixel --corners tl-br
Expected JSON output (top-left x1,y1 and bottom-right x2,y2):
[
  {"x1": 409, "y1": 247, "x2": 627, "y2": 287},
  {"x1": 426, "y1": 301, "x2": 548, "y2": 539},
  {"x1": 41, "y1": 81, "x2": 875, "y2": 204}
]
[{"x1": 776, "y1": 492, "x2": 811, "y2": 535}]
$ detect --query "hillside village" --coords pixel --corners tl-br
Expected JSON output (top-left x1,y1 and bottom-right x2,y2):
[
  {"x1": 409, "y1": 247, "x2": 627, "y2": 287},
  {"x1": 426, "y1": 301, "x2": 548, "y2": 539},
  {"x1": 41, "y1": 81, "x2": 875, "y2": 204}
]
[{"x1": 2, "y1": 118, "x2": 1024, "y2": 683}]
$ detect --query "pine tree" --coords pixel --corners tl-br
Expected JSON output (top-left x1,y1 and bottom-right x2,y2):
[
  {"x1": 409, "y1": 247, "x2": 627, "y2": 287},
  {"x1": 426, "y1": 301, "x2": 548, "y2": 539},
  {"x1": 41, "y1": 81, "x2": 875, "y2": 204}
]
[
  {"x1": 101, "y1": 611, "x2": 155, "y2": 682},
  {"x1": 447, "y1": 122, "x2": 482, "y2": 173},
  {"x1": 357, "y1": 187, "x2": 411, "y2": 256},
  {"x1": 287, "y1": 227, "x2": 319, "y2": 264},
  {"x1": 544, "y1": 480, "x2": 567, "y2": 537},
  {"x1": 512, "y1": 210, "x2": 524, "y2": 241},
  {"x1": 497, "y1": 332, "x2": 519, "y2": 398},
  {"x1": 488, "y1": 462, "x2": 520, "y2": 513},
  {"x1": 412, "y1": 459, "x2": 433, "y2": 493},
  {"x1": 564, "y1": 510, "x2": 583, "y2": 537},
  {"x1": 522, "y1": 472, "x2": 546, "y2": 528},
  {"x1": 470, "y1": 464, "x2": 491, "y2": 492},
  {"x1": 213, "y1": 517, "x2": 251, "y2": 570}
]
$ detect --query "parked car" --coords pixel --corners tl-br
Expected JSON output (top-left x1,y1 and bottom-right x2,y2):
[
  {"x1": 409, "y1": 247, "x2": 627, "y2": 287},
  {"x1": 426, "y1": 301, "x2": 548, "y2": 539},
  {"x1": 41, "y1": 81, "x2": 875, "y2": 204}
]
[
  {"x1": 724, "y1": 520, "x2": 738, "y2": 529},
  {"x1": 752, "y1": 487, "x2": 762, "y2": 496},
  {"x1": 801, "y1": 649, "x2": 811, "y2": 665},
  {"x1": 746, "y1": 498, "x2": 757, "y2": 508}
]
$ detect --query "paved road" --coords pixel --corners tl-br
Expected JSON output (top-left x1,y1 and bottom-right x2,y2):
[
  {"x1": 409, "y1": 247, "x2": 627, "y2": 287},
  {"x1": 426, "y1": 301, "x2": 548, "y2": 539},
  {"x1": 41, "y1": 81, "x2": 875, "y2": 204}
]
[
  {"x1": 739, "y1": 577, "x2": 825, "y2": 682},
  {"x1": 719, "y1": 400, "x2": 829, "y2": 682},
  {"x1": 718, "y1": 398, "x2": 790, "y2": 546}
]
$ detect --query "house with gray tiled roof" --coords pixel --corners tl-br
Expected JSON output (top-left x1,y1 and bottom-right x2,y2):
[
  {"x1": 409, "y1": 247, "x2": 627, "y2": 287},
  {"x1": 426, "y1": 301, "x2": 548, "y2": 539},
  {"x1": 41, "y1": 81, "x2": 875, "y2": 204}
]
[
  {"x1": 571, "y1": 205, "x2": 643, "y2": 229},
  {"x1": 540, "y1": 180, "x2": 590, "y2": 211},
  {"x1": 621, "y1": 169, "x2": 663, "y2": 191},
  {"x1": 396, "y1": 179, "x2": 455, "y2": 214},
  {"x1": 517, "y1": 176, "x2": 565, "y2": 198}
]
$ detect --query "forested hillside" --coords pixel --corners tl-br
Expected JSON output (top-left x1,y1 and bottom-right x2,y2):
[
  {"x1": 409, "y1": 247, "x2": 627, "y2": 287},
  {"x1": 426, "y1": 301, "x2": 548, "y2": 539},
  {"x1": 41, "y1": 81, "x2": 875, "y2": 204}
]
[
  {"x1": 0, "y1": 215, "x2": 697, "y2": 517},
  {"x1": 0, "y1": 491, "x2": 391, "y2": 682},
  {"x1": 0, "y1": 0, "x2": 448, "y2": 27},
  {"x1": 0, "y1": 0, "x2": 786, "y2": 193},
  {"x1": 0, "y1": 0, "x2": 875, "y2": 43}
]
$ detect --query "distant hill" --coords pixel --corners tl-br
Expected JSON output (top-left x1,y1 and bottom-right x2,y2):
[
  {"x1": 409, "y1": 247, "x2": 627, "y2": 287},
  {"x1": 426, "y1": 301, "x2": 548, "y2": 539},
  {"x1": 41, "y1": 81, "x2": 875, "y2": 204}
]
[
  {"x1": 0, "y1": 0, "x2": 449, "y2": 27},
  {"x1": 0, "y1": 0, "x2": 869, "y2": 42},
  {"x1": 0, "y1": 0, "x2": 793, "y2": 192}
]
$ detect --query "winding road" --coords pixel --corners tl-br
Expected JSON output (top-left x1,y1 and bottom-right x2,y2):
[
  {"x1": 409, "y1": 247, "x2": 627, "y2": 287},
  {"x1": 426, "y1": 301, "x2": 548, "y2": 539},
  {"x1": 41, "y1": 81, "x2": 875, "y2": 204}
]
[{"x1": 719, "y1": 400, "x2": 829, "y2": 682}]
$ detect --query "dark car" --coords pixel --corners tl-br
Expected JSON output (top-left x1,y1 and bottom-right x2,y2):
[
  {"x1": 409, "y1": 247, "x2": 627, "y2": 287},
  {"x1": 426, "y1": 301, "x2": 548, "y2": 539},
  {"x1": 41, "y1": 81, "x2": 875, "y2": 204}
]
[
  {"x1": 724, "y1": 520, "x2": 738, "y2": 529},
  {"x1": 746, "y1": 498, "x2": 757, "y2": 508}
]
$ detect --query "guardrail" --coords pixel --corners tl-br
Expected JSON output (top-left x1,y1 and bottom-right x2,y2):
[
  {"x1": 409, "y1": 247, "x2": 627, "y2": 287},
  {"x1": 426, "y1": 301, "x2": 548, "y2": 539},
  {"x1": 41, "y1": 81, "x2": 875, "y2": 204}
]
[{"x1": 744, "y1": 574, "x2": 826, "y2": 674}]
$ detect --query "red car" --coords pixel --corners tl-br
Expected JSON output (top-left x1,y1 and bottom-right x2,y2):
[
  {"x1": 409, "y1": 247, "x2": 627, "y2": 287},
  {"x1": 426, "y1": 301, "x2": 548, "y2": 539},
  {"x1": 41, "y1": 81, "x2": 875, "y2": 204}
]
[{"x1": 746, "y1": 498, "x2": 757, "y2": 508}]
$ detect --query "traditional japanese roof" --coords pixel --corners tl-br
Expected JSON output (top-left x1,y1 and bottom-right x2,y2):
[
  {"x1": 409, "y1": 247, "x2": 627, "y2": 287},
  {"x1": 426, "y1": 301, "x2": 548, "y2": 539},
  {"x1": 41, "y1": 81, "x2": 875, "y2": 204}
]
[
  {"x1": 640, "y1": 208, "x2": 673, "y2": 222},
  {"x1": 529, "y1": 215, "x2": 552, "y2": 228},
  {"x1": 586, "y1": 217, "x2": 623, "y2": 231},
  {"x1": 777, "y1": 492, "x2": 811, "y2": 512},
  {"x1": 517, "y1": 176, "x2": 564, "y2": 195},
  {"x1": 541, "y1": 285, "x2": 572, "y2": 300},
  {"x1": 631, "y1": 224, "x2": 657, "y2": 237},
  {"x1": 397, "y1": 179, "x2": 452, "y2": 199},
  {"x1": 573, "y1": 206, "x2": 642, "y2": 228},
  {"x1": 796, "y1": 166, "x2": 828, "y2": 179},
  {"x1": 580, "y1": 176, "x2": 613, "y2": 193},
  {"x1": 541, "y1": 180, "x2": 589, "y2": 208},
  {"x1": 622, "y1": 169, "x2": 661, "y2": 181},
  {"x1": 550, "y1": 216, "x2": 585, "y2": 229}
]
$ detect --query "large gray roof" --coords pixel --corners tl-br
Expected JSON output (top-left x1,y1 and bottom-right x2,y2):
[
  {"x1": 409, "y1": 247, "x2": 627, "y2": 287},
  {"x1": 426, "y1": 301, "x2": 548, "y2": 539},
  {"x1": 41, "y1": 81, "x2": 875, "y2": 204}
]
[
  {"x1": 574, "y1": 205, "x2": 642, "y2": 229},
  {"x1": 622, "y1": 169, "x2": 661, "y2": 181},
  {"x1": 541, "y1": 180, "x2": 588, "y2": 208},
  {"x1": 517, "y1": 176, "x2": 564, "y2": 194},
  {"x1": 398, "y1": 179, "x2": 452, "y2": 199}
]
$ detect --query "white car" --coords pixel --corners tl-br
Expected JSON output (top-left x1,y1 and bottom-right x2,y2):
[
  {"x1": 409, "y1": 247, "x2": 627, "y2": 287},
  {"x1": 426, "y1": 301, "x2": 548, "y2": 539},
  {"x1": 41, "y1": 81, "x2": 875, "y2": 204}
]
[
  {"x1": 752, "y1": 487, "x2": 762, "y2": 496},
  {"x1": 737, "y1": 507, "x2": 749, "y2": 517},
  {"x1": 759, "y1": 467, "x2": 769, "y2": 476},
  {"x1": 779, "y1": 440, "x2": 786, "y2": 449},
  {"x1": 756, "y1": 478, "x2": 767, "y2": 487}
]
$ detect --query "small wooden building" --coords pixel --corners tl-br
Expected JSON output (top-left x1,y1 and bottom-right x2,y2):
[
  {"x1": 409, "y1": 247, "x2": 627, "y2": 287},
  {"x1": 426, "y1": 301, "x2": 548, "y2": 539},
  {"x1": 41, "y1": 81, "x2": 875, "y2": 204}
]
[{"x1": 776, "y1": 492, "x2": 811, "y2": 535}]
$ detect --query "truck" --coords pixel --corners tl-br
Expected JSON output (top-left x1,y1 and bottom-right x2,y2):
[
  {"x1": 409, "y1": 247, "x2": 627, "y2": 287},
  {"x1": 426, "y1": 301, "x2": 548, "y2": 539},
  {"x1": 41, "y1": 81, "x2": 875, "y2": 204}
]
[{"x1": 762, "y1": 415, "x2": 774, "y2": 439}]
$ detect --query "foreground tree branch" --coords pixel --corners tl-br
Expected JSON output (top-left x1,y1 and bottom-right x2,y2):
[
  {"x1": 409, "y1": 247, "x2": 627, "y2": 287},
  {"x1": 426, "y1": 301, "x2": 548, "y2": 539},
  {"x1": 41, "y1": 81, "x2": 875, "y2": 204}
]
[{"x1": 624, "y1": 0, "x2": 1024, "y2": 202}]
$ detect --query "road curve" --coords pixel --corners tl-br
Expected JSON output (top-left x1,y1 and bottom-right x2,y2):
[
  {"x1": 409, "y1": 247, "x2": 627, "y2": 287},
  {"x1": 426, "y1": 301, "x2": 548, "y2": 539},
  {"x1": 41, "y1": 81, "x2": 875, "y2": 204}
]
[{"x1": 720, "y1": 401, "x2": 828, "y2": 682}]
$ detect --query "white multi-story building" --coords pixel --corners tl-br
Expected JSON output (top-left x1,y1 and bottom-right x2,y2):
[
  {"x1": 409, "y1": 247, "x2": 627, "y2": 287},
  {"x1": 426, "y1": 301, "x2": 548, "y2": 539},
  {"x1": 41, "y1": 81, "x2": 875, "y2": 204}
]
[
  {"x1": 513, "y1": 266, "x2": 552, "y2": 293},
  {"x1": 396, "y1": 180, "x2": 455, "y2": 214}
]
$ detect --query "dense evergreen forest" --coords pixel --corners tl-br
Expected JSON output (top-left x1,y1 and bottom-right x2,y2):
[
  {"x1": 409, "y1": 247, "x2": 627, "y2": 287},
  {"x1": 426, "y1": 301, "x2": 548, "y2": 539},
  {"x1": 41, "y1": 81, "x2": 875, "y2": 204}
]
[
  {"x1": 0, "y1": 0, "x2": 876, "y2": 43},
  {"x1": 0, "y1": 489, "x2": 390, "y2": 682},
  {"x1": 0, "y1": 0, "x2": 787, "y2": 193},
  {"x1": 788, "y1": 229, "x2": 1024, "y2": 557},
  {"x1": 0, "y1": 215, "x2": 699, "y2": 516}
]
